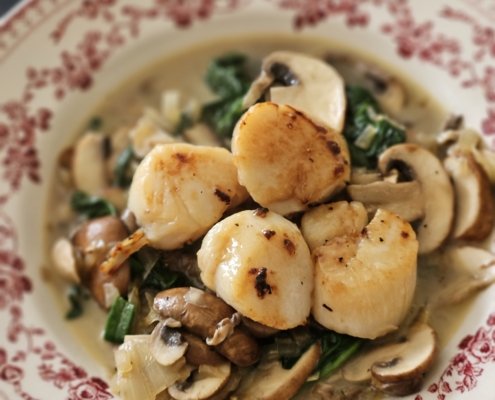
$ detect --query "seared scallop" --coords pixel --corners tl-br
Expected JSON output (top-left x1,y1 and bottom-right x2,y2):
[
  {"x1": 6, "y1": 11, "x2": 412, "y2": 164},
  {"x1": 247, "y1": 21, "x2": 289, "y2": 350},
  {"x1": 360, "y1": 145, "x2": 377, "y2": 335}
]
[
  {"x1": 197, "y1": 209, "x2": 313, "y2": 330},
  {"x1": 232, "y1": 102, "x2": 350, "y2": 215},
  {"x1": 128, "y1": 143, "x2": 247, "y2": 250},
  {"x1": 301, "y1": 201, "x2": 368, "y2": 251},
  {"x1": 312, "y1": 209, "x2": 418, "y2": 339}
]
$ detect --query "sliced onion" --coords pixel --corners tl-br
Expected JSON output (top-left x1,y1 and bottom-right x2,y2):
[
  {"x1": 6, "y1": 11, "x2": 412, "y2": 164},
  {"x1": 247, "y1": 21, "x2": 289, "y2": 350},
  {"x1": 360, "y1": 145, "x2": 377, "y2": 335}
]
[{"x1": 112, "y1": 335, "x2": 192, "y2": 400}]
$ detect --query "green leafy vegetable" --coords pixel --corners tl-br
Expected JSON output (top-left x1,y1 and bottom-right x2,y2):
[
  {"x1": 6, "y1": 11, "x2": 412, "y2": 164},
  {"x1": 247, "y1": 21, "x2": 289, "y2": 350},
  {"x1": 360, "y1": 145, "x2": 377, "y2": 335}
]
[
  {"x1": 201, "y1": 53, "x2": 251, "y2": 137},
  {"x1": 202, "y1": 97, "x2": 245, "y2": 138},
  {"x1": 344, "y1": 86, "x2": 406, "y2": 168},
  {"x1": 129, "y1": 250, "x2": 184, "y2": 291},
  {"x1": 65, "y1": 285, "x2": 89, "y2": 320},
  {"x1": 113, "y1": 146, "x2": 135, "y2": 188},
  {"x1": 88, "y1": 116, "x2": 103, "y2": 131},
  {"x1": 205, "y1": 53, "x2": 250, "y2": 98},
  {"x1": 143, "y1": 267, "x2": 181, "y2": 291},
  {"x1": 317, "y1": 332, "x2": 362, "y2": 380},
  {"x1": 104, "y1": 296, "x2": 135, "y2": 344},
  {"x1": 70, "y1": 191, "x2": 117, "y2": 219}
]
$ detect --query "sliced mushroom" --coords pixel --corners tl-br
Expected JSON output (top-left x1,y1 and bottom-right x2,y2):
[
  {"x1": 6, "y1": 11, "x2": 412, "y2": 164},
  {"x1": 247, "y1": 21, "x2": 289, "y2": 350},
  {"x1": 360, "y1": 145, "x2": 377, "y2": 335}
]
[
  {"x1": 168, "y1": 362, "x2": 231, "y2": 400},
  {"x1": 326, "y1": 54, "x2": 406, "y2": 117},
  {"x1": 301, "y1": 201, "x2": 368, "y2": 251},
  {"x1": 347, "y1": 180, "x2": 424, "y2": 222},
  {"x1": 151, "y1": 321, "x2": 188, "y2": 366},
  {"x1": 444, "y1": 153, "x2": 494, "y2": 240},
  {"x1": 154, "y1": 287, "x2": 260, "y2": 367},
  {"x1": 350, "y1": 168, "x2": 382, "y2": 185},
  {"x1": 243, "y1": 51, "x2": 346, "y2": 133},
  {"x1": 342, "y1": 321, "x2": 436, "y2": 396},
  {"x1": 438, "y1": 128, "x2": 495, "y2": 184},
  {"x1": 378, "y1": 143, "x2": 454, "y2": 254},
  {"x1": 72, "y1": 216, "x2": 130, "y2": 308},
  {"x1": 234, "y1": 343, "x2": 320, "y2": 400},
  {"x1": 241, "y1": 317, "x2": 279, "y2": 338},
  {"x1": 432, "y1": 246, "x2": 495, "y2": 307},
  {"x1": 113, "y1": 335, "x2": 192, "y2": 400},
  {"x1": 182, "y1": 333, "x2": 226, "y2": 366},
  {"x1": 72, "y1": 132, "x2": 108, "y2": 195},
  {"x1": 51, "y1": 238, "x2": 80, "y2": 283}
]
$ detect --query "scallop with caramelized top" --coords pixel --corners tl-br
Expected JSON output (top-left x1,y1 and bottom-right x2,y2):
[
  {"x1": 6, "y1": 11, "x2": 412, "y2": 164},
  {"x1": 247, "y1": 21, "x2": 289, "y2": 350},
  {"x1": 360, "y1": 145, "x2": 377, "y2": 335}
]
[
  {"x1": 197, "y1": 209, "x2": 313, "y2": 330},
  {"x1": 312, "y1": 209, "x2": 418, "y2": 339},
  {"x1": 128, "y1": 143, "x2": 248, "y2": 250},
  {"x1": 232, "y1": 102, "x2": 350, "y2": 215}
]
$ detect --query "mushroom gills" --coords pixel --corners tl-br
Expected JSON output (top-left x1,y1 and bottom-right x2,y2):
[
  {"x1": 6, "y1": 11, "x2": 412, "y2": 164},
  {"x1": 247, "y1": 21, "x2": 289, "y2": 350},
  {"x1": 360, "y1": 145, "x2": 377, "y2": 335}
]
[{"x1": 342, "y1": 321, "x2": 437, "y2": 396}]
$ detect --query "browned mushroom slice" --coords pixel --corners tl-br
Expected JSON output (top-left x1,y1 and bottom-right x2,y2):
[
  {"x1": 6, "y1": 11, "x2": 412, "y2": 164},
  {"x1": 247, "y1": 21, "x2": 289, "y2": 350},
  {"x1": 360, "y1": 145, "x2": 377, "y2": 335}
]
[
  {"x1": 72, "y1": 216, "x2": 131, "y2": 308},
  {"x1": 234, "y1": 343, "x2": 321, "y2": 400},
  {"x1": 182, "y1": 332, "x2": 226, "y2": 366},
  {"x1": 444, "y1": 153, "x2": 494, "y2": 241},
  {"x1": 347, "y1": 180, "x2": 424, "y2": 222},
  {"x1": 154, "y1": 287, "x2": 260, "y2": 367},
  {"x1": 342, "y1": 321, "x2": 437, "y2": 396},
  {"x1": 378, "y1": 143, "x2": 454, "y2": 254},
  {"x1": 168, "y1": 362, "x2": 231, "y2": 400}
]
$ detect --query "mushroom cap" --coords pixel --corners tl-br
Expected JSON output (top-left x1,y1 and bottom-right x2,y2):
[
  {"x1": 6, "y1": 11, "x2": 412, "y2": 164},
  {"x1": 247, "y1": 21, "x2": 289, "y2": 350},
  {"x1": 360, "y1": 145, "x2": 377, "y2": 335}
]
[
  {"x1": 444, "y1": 153, "x2": 494, "y2": 241},
  {"x1": 153, "y1": 287, "x2": 260, "y2": 367},
  {"x1": 378, "y1": 143, "x2": 454, "y2": 254},
  {"x1": 72, "y1": 216, "x2": 130, "y2": 308},
  {"x1": 312, "y1": 209, "x2": 418, "y2": 339},
  {"x1": 234, "y1": 343, "x2": 321, "y2": 400},
  {"x1": 342, "y1": 321, "x2": 437, "y2": 396},
  {"x1": 243, "y1": 51, "x2": 346, "y2": 133}
]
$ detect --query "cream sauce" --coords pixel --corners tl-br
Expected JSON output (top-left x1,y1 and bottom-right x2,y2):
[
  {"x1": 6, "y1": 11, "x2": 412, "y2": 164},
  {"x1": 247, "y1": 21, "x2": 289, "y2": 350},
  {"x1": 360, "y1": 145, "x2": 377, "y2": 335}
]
[{"x1": 45, "y1": 34, "x2": 481, "y2": 396}]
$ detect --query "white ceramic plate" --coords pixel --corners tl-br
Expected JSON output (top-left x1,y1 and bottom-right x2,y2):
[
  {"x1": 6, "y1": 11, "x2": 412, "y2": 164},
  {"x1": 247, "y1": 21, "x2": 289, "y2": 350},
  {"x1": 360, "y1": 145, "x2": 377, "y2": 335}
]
[{"x1": 1, "y1": 1, "x2": 495, "y2": 399}]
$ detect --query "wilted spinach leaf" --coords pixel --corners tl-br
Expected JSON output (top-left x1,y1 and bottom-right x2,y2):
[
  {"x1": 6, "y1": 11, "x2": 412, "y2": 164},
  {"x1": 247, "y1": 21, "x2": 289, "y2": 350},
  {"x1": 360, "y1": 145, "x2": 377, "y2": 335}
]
[
  {"x1": 344, "y1": 86, "x2": 406, "y2": 168},
  {"x1": 70, "y1": 191, "x2": 117, "y2": 219},
  {"x1": 201, "y1": 53, "x2": 251, "y2": 138}
]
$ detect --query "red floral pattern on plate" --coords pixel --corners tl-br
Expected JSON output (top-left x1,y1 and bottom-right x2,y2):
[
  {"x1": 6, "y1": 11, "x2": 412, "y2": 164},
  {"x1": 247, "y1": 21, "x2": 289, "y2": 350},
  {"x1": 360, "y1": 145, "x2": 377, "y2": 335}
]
[{"x1": 1, "y1": 0, "x2": 495, "y2": 399}]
